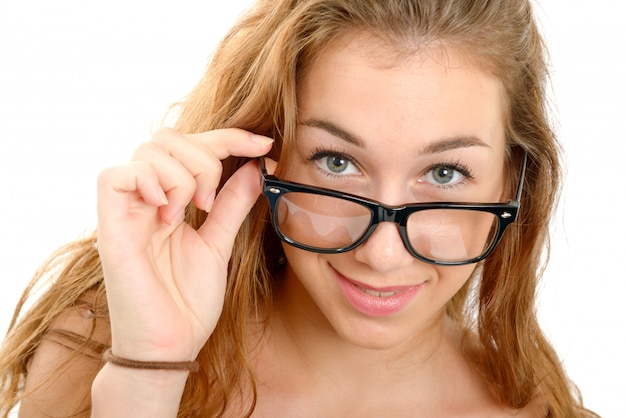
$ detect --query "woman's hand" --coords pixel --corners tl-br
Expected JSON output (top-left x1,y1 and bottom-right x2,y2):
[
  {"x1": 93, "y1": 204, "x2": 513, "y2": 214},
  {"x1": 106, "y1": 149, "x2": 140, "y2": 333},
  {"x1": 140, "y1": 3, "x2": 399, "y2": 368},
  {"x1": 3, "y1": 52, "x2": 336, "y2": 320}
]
[{"x1": 96, "y1": 128, "x2": 274, "y2": 363}]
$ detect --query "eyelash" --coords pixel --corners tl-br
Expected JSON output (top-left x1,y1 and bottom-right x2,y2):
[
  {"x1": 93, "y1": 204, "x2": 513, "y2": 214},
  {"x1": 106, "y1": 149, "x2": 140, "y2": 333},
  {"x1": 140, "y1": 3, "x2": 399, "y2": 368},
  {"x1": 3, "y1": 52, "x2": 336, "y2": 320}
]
[
  {"x1": 424, "y1": 160, "x2": 475, "y2": 188},
  {"x1": 307, "y1": 147, "x2": 475, "y2": 188},
  {"x1": 307, "y1": 147, "x2": 359, "y2": 176},
  {"x1": 437, "y1": 159, "x2": 473, "y2": 176}
]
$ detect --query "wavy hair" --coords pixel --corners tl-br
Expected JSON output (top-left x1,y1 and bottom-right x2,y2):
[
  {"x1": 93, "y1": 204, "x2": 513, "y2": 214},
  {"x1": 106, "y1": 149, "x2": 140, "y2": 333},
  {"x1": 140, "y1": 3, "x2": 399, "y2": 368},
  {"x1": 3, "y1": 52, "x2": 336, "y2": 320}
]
[{"x1": 1, "y1": 1, "x2": 597, "y2": 417}]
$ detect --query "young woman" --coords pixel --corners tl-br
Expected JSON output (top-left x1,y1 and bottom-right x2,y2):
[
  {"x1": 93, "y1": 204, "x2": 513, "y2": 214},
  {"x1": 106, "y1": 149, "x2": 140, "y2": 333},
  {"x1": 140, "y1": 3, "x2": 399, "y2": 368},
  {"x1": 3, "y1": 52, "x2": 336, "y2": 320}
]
[{"x1": 0, "y1": 0, "x2": 598, "y2": 416}]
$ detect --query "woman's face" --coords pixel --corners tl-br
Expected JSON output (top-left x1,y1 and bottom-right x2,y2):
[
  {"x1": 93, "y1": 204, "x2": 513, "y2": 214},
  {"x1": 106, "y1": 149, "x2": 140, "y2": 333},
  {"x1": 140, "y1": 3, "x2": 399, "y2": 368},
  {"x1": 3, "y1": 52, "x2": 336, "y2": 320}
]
[{"x1": 278, "y1": 34, "x2": 507, "y2": 350}]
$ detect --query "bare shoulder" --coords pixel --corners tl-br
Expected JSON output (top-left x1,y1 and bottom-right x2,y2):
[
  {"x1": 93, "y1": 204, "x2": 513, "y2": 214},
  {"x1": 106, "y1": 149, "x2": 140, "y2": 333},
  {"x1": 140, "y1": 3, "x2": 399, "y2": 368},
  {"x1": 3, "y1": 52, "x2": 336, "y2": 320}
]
[{"x1": 19, "y1": 290, "x2": 111, "y2": 417}]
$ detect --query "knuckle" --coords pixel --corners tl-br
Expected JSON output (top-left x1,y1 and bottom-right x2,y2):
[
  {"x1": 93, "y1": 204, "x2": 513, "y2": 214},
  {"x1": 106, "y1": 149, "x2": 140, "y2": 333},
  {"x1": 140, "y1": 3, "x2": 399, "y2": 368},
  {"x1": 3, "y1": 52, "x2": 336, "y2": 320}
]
[
  {"x1": 151, "y1": 127, "x2": 178, "y2": 141},
  {"x1": 203, "y1": 156, "x2": 223, "y2": 179},
  {"x1": 97, "y1": 164, "x2": 128, "y2": 184},
  {"x1": 172, "y1": 172, "x2": 197, "y2": 195},
  {"x1": 186, "y1": 175, "x2": 199, "y2": 193},
  {"x1": 131, "y1": 141, "x2": 162, "y2": 160},
  {"x1": 96, "y1": 166, "x2": 115, "y2": 187},
  {"x1": 151, "y1": 127, "x2": 185, "y2": 148},
  {"x1": 96, "y1": 161, "x2": 150, "y2": 189}
]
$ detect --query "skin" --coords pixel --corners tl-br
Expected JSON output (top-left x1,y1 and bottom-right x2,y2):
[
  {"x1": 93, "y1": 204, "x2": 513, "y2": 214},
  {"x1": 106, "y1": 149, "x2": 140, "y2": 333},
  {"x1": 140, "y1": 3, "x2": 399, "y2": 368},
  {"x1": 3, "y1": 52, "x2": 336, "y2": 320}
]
[
  {"x1": 20, "y1": 33, "x2": 545, "y2": 417},
  {"x1": 248, "y1": 35, "x2": 524, "y2": 416},
  {"x1": 277, "y1": 34, "x2": 507, "y2": 350}
]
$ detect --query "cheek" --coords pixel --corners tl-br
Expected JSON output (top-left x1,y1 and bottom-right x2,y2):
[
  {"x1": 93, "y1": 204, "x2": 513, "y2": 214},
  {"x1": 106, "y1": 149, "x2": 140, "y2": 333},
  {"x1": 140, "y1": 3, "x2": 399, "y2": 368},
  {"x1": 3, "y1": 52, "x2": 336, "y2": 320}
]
[
  {"x1": 433, "y1": 263, "x2": 477, "y2": 300},
  {"x1": 282, "y1": 244, "x2": 324, "y2": 288}
]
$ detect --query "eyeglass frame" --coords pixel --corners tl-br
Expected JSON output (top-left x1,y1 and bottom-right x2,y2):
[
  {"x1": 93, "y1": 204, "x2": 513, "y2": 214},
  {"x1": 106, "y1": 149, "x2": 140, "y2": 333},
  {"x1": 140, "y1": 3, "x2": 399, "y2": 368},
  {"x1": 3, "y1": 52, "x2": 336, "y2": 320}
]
[{"x1": 259, "y1": 151, "x2": 527, "y2": 266}]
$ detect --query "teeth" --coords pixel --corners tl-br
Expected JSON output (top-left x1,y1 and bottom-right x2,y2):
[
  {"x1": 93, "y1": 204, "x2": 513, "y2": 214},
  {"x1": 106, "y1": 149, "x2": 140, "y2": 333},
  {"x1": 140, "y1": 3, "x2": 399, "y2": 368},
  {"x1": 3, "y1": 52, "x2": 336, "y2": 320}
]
[{"x1": 359, "y1": 287, "x2": 399, "y2": 298}]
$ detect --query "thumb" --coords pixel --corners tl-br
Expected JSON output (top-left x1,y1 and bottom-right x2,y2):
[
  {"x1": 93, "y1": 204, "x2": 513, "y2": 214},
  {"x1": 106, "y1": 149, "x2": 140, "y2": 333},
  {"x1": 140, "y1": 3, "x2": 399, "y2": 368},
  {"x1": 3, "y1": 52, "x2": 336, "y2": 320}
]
[{"x1": 196, "y1": 159, "x2": 263, "y2": 259}]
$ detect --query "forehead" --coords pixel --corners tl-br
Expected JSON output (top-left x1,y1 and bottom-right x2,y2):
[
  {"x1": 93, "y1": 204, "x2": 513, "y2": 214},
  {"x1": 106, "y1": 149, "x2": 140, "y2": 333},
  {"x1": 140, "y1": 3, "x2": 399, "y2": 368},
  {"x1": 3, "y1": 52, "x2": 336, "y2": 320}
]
[{"x1": 296, "y1": 33, "x2": 507, "y2": 155}]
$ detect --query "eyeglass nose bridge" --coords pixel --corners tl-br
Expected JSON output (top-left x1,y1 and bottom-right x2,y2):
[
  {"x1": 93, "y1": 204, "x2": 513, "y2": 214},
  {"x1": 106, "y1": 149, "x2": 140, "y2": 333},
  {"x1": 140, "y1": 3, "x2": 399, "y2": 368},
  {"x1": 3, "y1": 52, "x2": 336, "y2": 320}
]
[
  {"x1": 373, "y1": 204, "x2": 410, "y2": 226},
  {"x1": 365, "y1": 205, "x2": 412, "y2": 244},
  {"x1": 360, "y1": 204, "x2": 418, "y2": 259}
]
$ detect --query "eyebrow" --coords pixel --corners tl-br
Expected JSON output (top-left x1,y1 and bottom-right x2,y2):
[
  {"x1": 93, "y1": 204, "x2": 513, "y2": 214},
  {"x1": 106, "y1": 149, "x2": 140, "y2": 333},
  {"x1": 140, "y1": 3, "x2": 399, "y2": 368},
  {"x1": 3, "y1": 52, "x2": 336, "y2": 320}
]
[
  {"x1": 420, "y1": 136, "x2": 492, "y2": 154},
  {"x1": 300, "y1": 119, "x2": 366, "y2": 147},
  {"x1": 300, "y1": 118, "x2": 492, "y2": 153}
]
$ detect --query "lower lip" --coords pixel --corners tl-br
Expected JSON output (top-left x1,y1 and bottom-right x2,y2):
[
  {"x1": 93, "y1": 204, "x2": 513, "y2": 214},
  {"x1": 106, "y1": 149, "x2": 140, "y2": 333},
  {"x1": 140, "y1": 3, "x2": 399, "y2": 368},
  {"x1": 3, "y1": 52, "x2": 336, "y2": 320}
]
[{"x1": 335, "y1": 271, "x2": 422, "y2": 317}]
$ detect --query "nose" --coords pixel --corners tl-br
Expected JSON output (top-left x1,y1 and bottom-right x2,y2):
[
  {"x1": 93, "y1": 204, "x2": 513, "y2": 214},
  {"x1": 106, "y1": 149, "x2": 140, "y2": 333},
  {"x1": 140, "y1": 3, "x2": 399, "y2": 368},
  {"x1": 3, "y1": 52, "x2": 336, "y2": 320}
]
[{"x1": 352, "y1": 221, "x2": 415, "y2": 273}]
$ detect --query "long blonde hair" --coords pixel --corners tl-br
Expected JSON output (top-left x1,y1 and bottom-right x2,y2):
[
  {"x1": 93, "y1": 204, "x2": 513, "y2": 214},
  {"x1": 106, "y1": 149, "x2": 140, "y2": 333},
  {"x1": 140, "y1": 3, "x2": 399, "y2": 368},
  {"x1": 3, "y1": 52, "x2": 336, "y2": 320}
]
[{"x1": 1, "y1": 1, "x2": 597, "y2": 417}]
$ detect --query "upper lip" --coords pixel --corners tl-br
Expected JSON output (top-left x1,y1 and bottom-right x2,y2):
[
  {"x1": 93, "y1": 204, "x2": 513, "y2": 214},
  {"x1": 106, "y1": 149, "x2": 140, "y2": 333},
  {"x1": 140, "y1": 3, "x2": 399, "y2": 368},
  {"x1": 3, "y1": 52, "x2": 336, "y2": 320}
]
[{"x1": 331, "y1": 266, "x2": 422, "y2": 292}]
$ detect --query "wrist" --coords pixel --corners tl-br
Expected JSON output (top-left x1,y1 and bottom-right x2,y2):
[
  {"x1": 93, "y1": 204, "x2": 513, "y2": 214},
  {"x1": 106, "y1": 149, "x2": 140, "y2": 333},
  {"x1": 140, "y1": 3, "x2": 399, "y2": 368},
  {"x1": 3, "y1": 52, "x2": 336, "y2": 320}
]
[
  {"x1": 91, "y1": 363, "x2": 189, "y2": 417},
  {"x1": 103, "y1": 348, "x2": 200, "y2": 372}
]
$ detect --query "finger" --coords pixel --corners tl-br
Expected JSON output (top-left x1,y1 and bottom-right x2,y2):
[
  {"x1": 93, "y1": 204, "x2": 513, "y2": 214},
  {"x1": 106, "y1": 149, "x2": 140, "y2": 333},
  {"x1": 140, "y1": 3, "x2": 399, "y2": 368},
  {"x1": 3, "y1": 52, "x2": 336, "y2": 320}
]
[
  {"x1": 148, "y1": 130, "x2": 222, "y2": 210},
  {"x1": 132, "y1": 142, "x2": 206, "y2": 224},
  {"x1": 150, "y1": 128, "x2": 273, "y2": 212},
  {"x1": 196, "y1": 160, "x2": 263, "y2": 261},
  {"x1": 182, "y1": 128, "x2": 274, "y2": 160},
  {"x1": 96, "y1": 161, "x2": 167, "y2": 250}
]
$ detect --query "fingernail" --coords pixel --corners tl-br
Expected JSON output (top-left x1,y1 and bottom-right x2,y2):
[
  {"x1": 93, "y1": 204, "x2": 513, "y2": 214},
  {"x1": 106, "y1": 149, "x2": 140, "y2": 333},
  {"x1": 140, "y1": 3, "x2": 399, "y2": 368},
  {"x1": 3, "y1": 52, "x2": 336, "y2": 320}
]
[
  {"x1": 205, "y1": 190, "x2": 216, "y2": 213},
  {"x1": 158, "y1": 187, "x2": 168, "y2": 206},
  {"x1": 251, "y1": 134, "x2": 274, "y2": 146}
]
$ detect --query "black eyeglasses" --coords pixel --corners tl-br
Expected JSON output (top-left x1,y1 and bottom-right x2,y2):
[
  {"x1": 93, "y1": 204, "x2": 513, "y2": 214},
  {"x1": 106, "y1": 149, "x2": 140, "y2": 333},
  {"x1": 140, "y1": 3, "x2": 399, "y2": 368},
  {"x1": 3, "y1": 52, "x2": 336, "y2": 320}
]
[{"x1": 260, "y1": 153, "x2": 526, "y2": 266}]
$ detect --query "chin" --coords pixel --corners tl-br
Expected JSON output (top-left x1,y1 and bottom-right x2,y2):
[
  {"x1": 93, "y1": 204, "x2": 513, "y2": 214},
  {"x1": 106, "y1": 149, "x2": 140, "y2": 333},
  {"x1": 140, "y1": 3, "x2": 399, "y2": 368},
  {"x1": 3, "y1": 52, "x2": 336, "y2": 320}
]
[{"x1": 328, "y1": 309, "x2": 437, "y2": 353}]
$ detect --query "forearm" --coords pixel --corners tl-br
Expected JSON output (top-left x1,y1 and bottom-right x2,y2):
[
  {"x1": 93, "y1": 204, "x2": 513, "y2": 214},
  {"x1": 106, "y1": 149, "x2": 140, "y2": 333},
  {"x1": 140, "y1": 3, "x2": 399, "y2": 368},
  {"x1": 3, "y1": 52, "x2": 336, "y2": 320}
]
[{"x1": 91, "y1": 363, "x2": 189, "y2": 417}]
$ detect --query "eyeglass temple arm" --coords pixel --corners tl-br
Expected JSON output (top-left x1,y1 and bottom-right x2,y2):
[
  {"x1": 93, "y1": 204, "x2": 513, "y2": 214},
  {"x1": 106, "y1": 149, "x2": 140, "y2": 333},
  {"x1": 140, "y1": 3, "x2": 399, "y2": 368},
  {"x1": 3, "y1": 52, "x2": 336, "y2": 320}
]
[
  {"x1": 259, "y1": 157, "x2": 269, "y2": 176},
  {"x1": 515, "y1": 151, "x2": 528, "y2": 203}
]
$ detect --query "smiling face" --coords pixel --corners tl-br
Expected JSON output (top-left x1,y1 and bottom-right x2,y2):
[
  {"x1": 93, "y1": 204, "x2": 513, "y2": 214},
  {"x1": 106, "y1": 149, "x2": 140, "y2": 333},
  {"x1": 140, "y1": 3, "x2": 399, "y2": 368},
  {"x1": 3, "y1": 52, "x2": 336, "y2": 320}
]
[{"x1": 276, "y1": 33, "x2": 508, "y2": 350}]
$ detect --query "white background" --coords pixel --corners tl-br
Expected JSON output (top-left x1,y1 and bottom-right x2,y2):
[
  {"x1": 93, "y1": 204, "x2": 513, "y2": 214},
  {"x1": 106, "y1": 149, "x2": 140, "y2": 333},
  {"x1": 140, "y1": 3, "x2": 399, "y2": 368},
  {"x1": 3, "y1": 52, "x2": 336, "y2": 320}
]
[{"x1": 0, "y1": 1, "x2": 623, "y2": 416}]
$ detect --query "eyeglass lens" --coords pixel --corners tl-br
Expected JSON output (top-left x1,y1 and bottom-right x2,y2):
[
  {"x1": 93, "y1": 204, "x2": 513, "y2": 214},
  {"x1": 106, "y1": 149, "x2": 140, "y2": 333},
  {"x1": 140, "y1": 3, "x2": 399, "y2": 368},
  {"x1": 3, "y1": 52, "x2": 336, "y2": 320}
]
[{"x1": 275, "y1": 192, "x2": 499, "y2": 263}]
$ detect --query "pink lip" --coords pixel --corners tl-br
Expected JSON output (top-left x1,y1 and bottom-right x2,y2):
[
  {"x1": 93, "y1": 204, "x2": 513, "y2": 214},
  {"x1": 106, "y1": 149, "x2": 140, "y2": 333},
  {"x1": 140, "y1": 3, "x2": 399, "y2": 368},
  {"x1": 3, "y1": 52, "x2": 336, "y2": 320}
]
[{"x1": 333, "y1": 268, "x2": 422, "y2": 317}]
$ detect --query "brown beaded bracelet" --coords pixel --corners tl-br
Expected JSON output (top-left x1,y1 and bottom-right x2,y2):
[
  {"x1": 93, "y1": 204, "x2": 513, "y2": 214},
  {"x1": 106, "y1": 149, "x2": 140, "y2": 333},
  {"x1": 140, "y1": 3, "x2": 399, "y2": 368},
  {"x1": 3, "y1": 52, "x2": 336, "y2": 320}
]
[{"x1": 102, "y1": 348, "x2": 200, "y2": 372}]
